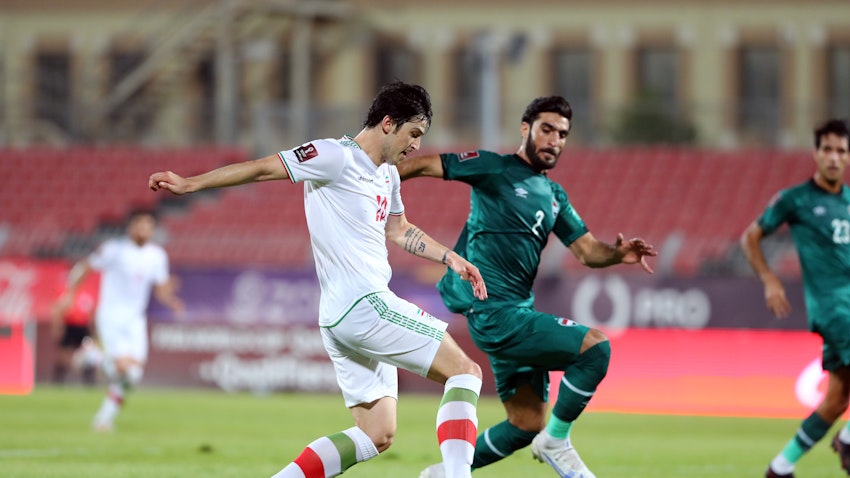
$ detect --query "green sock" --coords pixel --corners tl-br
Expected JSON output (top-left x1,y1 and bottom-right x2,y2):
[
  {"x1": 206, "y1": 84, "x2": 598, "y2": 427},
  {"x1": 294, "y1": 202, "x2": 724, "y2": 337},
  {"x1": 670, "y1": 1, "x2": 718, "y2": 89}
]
[
  {"x1": 552, "y1": 341, "x2": 611, "y2": 423},
  {"x1": 544, "y1": 414, "x2": 573, "y2": 440},
  {"x1": 472, "y1": 420, "x2": 537, "y2": 469},
  {"x1": 782, "y1": 412, "x2": 832, "y2": 463},
  {"x1": 779, "y1": 438, "x2": 805, "y2": 464}
]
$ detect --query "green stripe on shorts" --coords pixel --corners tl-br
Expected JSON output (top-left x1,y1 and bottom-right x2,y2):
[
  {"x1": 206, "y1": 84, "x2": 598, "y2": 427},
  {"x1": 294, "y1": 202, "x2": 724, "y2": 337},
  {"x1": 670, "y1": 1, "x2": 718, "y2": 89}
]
[{"x1": 367, "y1": 293, "x2": 445, "y2": 341}]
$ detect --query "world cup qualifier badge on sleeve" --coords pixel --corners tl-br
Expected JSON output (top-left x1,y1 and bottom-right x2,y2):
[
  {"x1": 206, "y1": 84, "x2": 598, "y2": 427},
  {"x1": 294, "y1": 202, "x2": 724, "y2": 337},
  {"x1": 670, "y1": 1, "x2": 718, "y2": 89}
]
[{"x1": 294, "y1": 143, "x2": 319, "y2": 163}]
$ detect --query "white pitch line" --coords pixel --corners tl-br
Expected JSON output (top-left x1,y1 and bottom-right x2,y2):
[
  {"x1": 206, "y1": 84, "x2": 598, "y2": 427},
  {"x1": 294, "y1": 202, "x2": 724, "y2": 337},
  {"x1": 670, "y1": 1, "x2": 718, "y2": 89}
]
[{"x1": 0, "y1": 448, "x2": 74, "y2": 458}]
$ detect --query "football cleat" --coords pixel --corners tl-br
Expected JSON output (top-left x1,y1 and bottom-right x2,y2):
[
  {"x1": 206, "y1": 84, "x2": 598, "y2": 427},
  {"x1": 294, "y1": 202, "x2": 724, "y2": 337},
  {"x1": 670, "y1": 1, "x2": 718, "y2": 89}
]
[
  {"x1": 832, "y1": 434, "x2": 850, "y2": 475},
  {"x1": 531, "y1": 434, "x2": 596, "y2": 478},
  {"x1": 764, "y1": 466, "x2": 793, "y2": 478}
]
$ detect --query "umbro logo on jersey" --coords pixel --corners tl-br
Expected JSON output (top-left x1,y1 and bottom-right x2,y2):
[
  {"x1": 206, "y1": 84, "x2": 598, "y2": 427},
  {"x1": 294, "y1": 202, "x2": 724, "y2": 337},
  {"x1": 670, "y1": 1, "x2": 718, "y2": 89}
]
[
  {"x1": 294, "y1": 143, "x2": 318, "y2": 163},
  {"x1": 515, "y1": 187, "x2": 528, "y2": 198},
  {"x1": 813, "y1": 206, "x2": 826, "y2": 216},
  {"x1": 459, "y1": 151, "x2": 479, "y2": 162}
]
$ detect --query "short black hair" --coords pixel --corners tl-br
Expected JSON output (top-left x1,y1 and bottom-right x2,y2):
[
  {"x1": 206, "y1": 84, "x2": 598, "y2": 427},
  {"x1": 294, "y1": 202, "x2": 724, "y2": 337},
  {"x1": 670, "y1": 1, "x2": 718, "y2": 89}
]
[
  {"x1": 521, "y1": 96, "x2": 573, "y2": 126},
  {"x1": 126, "y1": 207, "x2": 156, "y2": 223},
  {"x1": 814, "y1": 119, "x2": 850, "y2": 148},
  {"x1": 362, "y1": 81, "x2": 432, "y2": 131}
]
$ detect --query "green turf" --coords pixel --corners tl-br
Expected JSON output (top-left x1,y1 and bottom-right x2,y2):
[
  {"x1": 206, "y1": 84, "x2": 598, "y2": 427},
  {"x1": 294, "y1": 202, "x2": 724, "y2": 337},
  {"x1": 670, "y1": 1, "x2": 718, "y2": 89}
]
[{"x1": 0, "y1": 386, "x2": 843, "y2": 477}]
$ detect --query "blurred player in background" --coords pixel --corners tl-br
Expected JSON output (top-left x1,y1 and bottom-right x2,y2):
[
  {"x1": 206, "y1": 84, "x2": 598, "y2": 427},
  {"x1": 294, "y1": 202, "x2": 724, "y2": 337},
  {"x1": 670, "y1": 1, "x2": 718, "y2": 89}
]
[
  {"x1": 62, "y1": 209, "x2": 184, "y2": 432},
  {"x1": 50, "y1": 281, "x2": 98, "y2": 385},
  {"x1": 741, "y1": 119, "x2": 850, "y2": 478},
  {"x1": 149, "y1": 81, "x2": 487, "y2": 478},
  {"x1": 399, "y1": 95, "x2": 656, "y2": 478}
]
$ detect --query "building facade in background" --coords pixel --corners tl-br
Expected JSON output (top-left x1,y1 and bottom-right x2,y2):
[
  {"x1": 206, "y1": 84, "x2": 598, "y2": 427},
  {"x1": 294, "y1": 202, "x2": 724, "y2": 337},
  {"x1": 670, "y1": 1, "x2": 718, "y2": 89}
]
[{"x1": 0, "y1": 0, "x2": 849, "y2": 151}]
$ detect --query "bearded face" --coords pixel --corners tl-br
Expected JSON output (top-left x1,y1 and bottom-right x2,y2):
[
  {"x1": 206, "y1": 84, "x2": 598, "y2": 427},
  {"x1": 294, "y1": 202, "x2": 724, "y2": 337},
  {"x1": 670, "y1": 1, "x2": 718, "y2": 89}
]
[{"x1": 521, "y1": 112, "x2": 570, "y2": 173}]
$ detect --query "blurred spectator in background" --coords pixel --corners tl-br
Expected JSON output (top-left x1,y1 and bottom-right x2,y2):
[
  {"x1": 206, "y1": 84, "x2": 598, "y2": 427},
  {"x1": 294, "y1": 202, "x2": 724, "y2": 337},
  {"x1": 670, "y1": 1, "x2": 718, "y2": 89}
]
[
  {"x1": 62, "y1": 209, "x2": 184, "y2": 432},
  {"x1": 741, "y1": 119, "x2": 850, "y2": 478},
  {"x1": 50, "y1": 282, "x2": 98, "y2": 385}
]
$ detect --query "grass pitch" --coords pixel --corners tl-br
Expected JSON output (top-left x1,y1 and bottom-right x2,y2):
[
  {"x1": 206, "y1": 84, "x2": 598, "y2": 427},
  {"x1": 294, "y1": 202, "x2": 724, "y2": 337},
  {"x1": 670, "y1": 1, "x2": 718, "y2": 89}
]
[{"x1": 0, "y1": 386, "x2": 842, "y2": 477}]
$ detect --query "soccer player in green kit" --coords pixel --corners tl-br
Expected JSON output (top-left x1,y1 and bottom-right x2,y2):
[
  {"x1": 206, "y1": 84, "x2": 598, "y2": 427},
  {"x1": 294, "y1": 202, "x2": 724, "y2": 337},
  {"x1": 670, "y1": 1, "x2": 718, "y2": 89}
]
[
  {"x1": 398, "y1": 96, "x2": 657, "y2": 478},
  {"x1": 741, "y1": 119, "x2": 850, "y2": 478}
]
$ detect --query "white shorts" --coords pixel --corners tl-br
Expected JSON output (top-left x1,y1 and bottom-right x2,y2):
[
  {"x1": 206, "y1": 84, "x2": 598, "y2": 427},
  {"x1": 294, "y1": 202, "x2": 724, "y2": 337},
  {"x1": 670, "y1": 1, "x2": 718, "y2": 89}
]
[
  {"x1": 96, "y1": 318, "x2": 148, "y2": 362},
  {"x1": 320, "y1": 291, "x2": 448, "y2": 407}
]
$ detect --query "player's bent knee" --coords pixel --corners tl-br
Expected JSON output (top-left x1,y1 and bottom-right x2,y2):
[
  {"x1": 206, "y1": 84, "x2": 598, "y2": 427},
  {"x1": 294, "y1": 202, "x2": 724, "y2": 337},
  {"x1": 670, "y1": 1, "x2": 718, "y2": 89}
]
[
  {"x1": 580, "y1": 328, "x2": 608, "y2": 353},
  {"x1": 372, "y1": 431, "x2": 395, "y2": 453},
  {"x1": 462, "y1": 358, "x2": 483, "y2": 380}
]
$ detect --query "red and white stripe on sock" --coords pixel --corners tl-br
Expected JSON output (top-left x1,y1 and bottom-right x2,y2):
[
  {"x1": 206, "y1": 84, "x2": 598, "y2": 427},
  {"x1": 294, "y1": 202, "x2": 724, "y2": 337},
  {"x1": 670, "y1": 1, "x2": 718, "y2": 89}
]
[
  {"x1": 272, "y1": 426, "x2": 378, "y2": 478},
  {"x1": 437, "y1": 374, "x2": 482, "y2": 477}
]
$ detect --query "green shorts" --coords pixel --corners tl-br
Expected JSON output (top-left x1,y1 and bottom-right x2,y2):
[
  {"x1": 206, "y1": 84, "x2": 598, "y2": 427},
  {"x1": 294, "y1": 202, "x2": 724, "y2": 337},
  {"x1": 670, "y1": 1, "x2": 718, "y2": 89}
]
[
  {"x1": 466, "y1": 305, "x2": 589, "y2": 402},
  {"x1": 813, "y1": 311, "x2": 850, "y2": 372}
]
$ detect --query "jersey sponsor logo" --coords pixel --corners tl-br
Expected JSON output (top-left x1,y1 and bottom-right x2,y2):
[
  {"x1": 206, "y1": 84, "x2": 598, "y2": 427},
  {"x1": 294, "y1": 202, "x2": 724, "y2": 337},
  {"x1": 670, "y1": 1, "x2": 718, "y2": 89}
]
[
  {"x1": 515, "y1": 187, "x2": 528, "y2": 198},
  {"x1": 294, "y1": 143, "x2": 318, "y2": 163},
  {"x1": 813, "y1": 206, "x2": 826, "y2": 216},
  {"x1": 556, "y1": 317, "x2": 577, "y2": 327},
  {"x1": 357, "y1": 175, "x2": 375, "y2": 184},
  {"x1": 458, "y1": 151, "x2": 479, "y2": 162}
]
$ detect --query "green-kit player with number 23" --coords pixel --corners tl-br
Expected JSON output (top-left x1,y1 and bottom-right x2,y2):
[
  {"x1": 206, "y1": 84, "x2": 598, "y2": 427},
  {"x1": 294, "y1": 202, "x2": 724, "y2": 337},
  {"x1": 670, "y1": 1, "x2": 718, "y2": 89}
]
[
  {"x1": 742, "y1": 119, "x2": 850, "y2": 478},
  {"x1": 399, "y1": 96, "x2": 657, "y2": 478}
]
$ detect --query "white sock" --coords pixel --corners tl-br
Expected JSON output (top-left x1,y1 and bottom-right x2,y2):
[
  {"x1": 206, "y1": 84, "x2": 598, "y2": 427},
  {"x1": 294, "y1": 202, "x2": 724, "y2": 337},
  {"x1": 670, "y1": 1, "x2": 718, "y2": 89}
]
[
  {"x1": 271, "y1": 426, "x2": 378, "y2": 478},
  {"x1": 94, "y1": 395, "x2": 119, "y2": 426},
  {"x1": 124, "y1": 364, "x2": 144, "y2": 388},
  {"x1": 840, "y1": 424, "x2": 850, "y2": 444},
  {"x1": 438, "y1": 374, "x2": 481, "y2": 478},
  {"x1": 770, "y1": 454, "x2": 795, "y2": 474}
]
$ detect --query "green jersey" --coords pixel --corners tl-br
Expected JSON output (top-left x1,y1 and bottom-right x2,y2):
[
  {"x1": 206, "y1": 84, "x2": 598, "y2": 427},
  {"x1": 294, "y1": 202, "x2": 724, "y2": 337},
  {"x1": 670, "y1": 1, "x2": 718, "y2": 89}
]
[
  {"x1": 758, "y1": 179, "x2": 850, "y2": 325},
  {"x1": 437, "y1": 150, "x2": 588, "y2": 313}
]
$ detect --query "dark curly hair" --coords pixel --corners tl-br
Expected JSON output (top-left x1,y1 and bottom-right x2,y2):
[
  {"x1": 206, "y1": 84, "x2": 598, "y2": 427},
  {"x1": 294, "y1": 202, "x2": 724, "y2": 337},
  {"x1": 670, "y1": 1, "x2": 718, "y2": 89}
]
[
  {"x1": 814, "y1": 119, "x2": 850, "y2": 148},
  {"x1": 362, "y1": 81, "x2": 432, "y2": 131},
  {"x1": 521, "y1": 96, "x2": 573, "y2": 126}
]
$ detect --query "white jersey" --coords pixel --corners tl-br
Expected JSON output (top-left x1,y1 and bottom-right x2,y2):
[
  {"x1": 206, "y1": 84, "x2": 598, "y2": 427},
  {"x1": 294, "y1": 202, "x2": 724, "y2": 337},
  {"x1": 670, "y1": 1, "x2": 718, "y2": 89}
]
[
  {"x1": 278, "y1": 136, "x2": 405, "y2": 326},
  {"x1": 88, "y1": 237, "x2": 170, "y2": 324}
]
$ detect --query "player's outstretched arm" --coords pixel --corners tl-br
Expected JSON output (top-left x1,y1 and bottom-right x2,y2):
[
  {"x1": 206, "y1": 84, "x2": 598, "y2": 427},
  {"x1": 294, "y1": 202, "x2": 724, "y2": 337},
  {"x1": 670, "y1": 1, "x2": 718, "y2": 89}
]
[
  {"x1": 385, "y1": 213, "x2": 487, "y2": 300},
  {"x1": 154, "y1": 276, "x2": 185, "y2": 318},
  {"x1": 740, "y1": 221, "x2": 791, "y2": 318},
  {"x1": 568, "y1": 232, "x2": 657, "y2": 273},
  {"x1": 149, "y1": 154, "x2": 289, "y2": 195},
  {"x1": 397, "y1": 154, "x2": 444, "y2": 181}
]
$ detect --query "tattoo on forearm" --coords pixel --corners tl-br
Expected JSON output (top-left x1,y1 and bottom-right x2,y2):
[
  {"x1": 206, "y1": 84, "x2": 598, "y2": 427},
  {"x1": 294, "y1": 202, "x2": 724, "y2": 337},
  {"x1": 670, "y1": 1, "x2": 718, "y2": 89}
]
[{"x1": 404, "y1": 227, "x2": 427, "y2": 256}]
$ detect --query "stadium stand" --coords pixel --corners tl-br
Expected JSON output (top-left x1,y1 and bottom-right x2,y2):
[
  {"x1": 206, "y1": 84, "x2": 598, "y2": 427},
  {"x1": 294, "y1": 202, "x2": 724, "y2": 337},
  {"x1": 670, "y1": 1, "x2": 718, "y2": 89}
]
[
  {"x1": 0, "y1": 148, "x2": 246, "y2": 259},
  {"x1": 0, "y1": 147, "x2": 812, "y2": 275},
  {"x1": 547, "y1": 147, "x2": 810, "y2": 275}
]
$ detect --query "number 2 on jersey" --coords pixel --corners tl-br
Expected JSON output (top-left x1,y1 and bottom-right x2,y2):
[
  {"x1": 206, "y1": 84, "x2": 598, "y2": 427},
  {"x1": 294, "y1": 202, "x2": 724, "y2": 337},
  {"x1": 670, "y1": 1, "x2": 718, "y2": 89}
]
[{"x1": 531, "y1": 210, "x2": 545, "y2": 237}]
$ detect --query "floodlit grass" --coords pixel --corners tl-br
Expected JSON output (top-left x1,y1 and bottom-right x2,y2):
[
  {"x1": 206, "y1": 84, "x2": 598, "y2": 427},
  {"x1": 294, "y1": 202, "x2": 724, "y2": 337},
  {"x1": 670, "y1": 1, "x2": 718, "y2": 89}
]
[{"x1": 0, "y1": 386, "x2": 842, "y2": 477}]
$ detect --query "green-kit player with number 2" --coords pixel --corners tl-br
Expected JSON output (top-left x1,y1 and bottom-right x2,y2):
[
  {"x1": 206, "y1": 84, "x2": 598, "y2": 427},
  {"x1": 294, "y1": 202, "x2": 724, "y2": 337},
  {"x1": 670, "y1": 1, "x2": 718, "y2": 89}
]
[
  {"x1": 741, "y1": 119, "x2": 850, "y2": 478},
  {"x1": 399, "y1": 96, "x2": 657, "y2": 478}
]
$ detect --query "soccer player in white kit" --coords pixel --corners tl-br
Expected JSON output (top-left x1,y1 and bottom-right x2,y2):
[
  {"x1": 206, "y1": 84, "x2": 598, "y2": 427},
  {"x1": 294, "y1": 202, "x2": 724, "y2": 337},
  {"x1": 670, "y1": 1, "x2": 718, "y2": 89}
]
[
  {"x1": 61, "y1": 209, "x2": 184, "y2": 431},
  {"x1": 149, "y1": 81, "x2": 487, "y2": 478}
]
